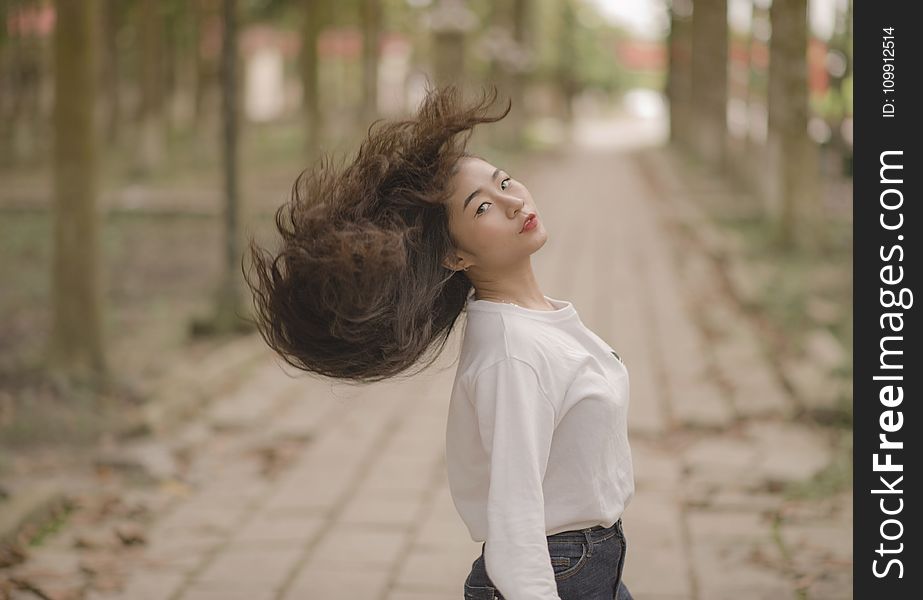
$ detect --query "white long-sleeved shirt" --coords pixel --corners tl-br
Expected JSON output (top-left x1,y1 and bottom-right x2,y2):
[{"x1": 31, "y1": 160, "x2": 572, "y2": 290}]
[{"x1": 445, "y1": 293, "x2": 634, "y2": 600}]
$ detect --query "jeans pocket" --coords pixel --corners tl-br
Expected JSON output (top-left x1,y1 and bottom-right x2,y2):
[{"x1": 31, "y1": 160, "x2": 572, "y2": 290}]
[{"x1": 548, "y1": 539, "x2": 590, "y2": 581}]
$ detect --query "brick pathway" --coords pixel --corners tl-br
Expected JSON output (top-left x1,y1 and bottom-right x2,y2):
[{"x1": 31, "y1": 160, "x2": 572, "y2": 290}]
[{"x1": 4, "y1": 113, "x2": 850, "y2": 600}]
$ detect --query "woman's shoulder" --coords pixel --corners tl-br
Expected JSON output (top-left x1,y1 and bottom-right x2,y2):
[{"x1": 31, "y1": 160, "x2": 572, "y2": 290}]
[{"x1": 458, "y1": 311, "x2": 585, "y2": 379}]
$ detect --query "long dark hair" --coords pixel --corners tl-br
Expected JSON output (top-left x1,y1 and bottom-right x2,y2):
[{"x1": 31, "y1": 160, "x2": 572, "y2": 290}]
[{"x1": 242, "y1": 84, "x2": 511, "y2": 383}]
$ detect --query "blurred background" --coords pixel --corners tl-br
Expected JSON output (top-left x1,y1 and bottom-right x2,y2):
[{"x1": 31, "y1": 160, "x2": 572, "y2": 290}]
[{"x1": 0, "y1": 0, "x2": 852, "y2": 598}]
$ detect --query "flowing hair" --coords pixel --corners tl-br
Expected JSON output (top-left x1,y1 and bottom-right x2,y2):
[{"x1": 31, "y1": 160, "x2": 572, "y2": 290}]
[{"x1": 242, "y1": 83, "x2": 511, "y2": 383}]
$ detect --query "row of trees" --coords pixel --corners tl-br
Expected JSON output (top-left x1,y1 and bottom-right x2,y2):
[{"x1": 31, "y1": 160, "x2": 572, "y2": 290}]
[
  {"x1": 21, "y1": 0, "x2": 247, "y2": 388},
  {"x1": 666, "y1": 0, "x2": 852, "y2": 249},
  {"x1": 17, "y1": 0, "x2": 632, "y2": 389},
  {"x1": 7, "y1": 0, "x2": 852, "y2": 389},
  {"x1": 1, "y1": 0, "x2": 639, "y2": 169}
]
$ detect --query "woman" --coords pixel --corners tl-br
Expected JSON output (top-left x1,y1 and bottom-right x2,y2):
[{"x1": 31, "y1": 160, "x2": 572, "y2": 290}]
[{"x1": 244, "y1": 84, "x2": 634, "y2": 600}]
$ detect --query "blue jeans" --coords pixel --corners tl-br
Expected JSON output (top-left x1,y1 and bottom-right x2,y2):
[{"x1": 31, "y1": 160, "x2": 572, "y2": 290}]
[{"x1": 463, "y1": 519, "x2": 633, "y2": 600}]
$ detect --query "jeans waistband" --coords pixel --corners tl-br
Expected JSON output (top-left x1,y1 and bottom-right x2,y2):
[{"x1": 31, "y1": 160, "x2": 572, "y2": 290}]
[
  {"x1": 478, "y1": 519, "x2": 624, "y2": 555},
  {"x1": 546, "y1": 518, "x2": 623, "y2": 544}
]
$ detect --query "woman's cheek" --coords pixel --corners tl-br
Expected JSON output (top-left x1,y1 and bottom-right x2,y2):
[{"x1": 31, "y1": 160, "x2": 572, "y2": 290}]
[{"x1": 472, "y1": 228, "x2": 493, "y2": 252}]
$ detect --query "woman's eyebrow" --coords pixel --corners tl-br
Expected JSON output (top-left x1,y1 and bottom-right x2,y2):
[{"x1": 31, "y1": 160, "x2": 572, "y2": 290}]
[{"x1": 462, "y1": 167, "x2": 501, "y2": 213}]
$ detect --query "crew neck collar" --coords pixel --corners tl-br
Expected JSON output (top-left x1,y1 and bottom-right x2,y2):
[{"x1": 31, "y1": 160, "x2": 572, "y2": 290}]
[{"x1": 466, "y1": 290, "x2": 577, "y2": 322}]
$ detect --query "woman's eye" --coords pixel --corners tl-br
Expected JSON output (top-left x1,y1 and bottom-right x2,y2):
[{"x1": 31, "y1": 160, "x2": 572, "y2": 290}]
[{"x1": 475, "y1": 177, "x2": 511, "y2": 216}]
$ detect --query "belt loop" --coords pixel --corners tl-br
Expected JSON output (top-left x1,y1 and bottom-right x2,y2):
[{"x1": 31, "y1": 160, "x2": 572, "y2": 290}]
[{"x1": 583, "y1": 528, "x2": 594, "y2": 557}]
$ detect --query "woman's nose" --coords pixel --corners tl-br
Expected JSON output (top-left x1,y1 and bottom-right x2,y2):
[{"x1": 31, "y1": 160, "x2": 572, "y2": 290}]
[{"x1": 501, "y1": 194, "x2": 525, "y2": 213}]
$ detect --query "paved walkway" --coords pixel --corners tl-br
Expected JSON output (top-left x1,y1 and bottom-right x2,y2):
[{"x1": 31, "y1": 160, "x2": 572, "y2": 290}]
[{"x1": 4, "y1": 113, "x2": 850, "y2": 600}]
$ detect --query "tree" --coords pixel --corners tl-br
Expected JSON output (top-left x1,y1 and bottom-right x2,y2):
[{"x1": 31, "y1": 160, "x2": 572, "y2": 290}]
[
  {"x1": 689, "y1": 0, "x2": 729, "y2": 168},
  {"x1": 510, "y1": 0, "x2": 532, "y2": 132},
  {"x1": 666, "y1": 0, "x2": 694, "y2": 149},
  {"x1": 300, "y1": 0, "x2": 325, "y2": 157},
  {"x1": 2, "y1": 0, "x2": 48, "y2": 163},
  {"x1": 428, "y1": 0, "x2": 477, "y2": 89},
  {"x1": 556, "y1": 0, "x2": 578, "y2": 128},
  {"x1": 188, "y1": 0, "x2": 250, "y2": 337},
  {"x1": 360, "y1": 0, "x2": 381, "y2": 124},
  {"x1": 825, "y1": 0, "x2": 852, "y2": 176},
  {"x1": 162, "y1": 0, "x2": 198, "y2": 133},
  {"x1": 99, "y1": 0, "x2": 124, "y2": 146},
  {"x1": 135, "y1": 0, "x2": 167, "y2": 174},
  {"x1": 49, "y1": 0, "x2": 106, "y2": 385},
  {"x1": 215, "y1": 0, "x2": 247, "y2": 332},
  {"x1": 484, "y1": 0, "x2": 532, "y2": 150},
  {"x1": 193, "y1": 0, "x2": 222, "y2": 133},
  {"x1": 191, "y1": 0, "x2": 248, "y2": 336},
  {"x1": 767, "y1": 0, "x2": 820, "y2": 249}
]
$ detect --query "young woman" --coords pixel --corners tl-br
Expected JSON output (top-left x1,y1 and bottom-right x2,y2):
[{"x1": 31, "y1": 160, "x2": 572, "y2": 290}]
[{"x1": 244, "y1": 84, "x2": 634, "y2": 600}]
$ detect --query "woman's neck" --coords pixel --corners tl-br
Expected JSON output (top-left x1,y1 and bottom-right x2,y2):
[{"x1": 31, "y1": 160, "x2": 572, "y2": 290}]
[{"x1": 471, "y1": 264, "x2": 553, "y2": 310}]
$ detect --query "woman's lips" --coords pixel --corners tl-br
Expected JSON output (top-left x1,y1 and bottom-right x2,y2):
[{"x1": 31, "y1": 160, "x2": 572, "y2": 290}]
[{"x1": 521, "y1": 214, "x2": 537, "y2": 232}]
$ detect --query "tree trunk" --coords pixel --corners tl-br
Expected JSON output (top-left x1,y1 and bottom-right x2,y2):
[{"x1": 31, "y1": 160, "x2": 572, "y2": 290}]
[
  {"x1": 485, "y1": 0, "x2": 512, "y2": 148},
  {"x1": 510, "y1": 0, "x2": 531, "y2": 123},
  {"x1": 360, "y1": 0, "x2": 381, "y2": 125},
  {"x1": 0, "y1": 2, "x2": 20, "y2": 161},
  {"x1": 767, "y1": 0, "x2": 820, "y2": 250},
  {"x1": 99, "y1": 0, "x2": 122, "y2": 145},
  {"x1": 213, "y1": 0, "x2": 245, "y2": 331},
  {"x1": 301, "y1": 0, "x2": 324, "y2": 158},
  {"x1": 166, "y1": 1, "x2": 198, "y2": 132},
  {"x1": 826, "y1": 0, "x2": 852, "y2": 176},
  {"x1": 434, "y1": 30, "x2": 465, "y2": 89},
  {"x1": 744, "y1": 0, "x2": 761, "y2": 150},
  {"x1": 666, "y1": 0, "x2": 694, "y2": 149},
  {"x1": 493, "y1": 0, "x2": 530, "y2": 149},
  {"x1": 689, "y1": 0, "x2": 728, "y2": 169},
  {"x1": 429, "y1": 0, "x2": 475, "y2": 90},
  {"x1": 136, "y1": 0, "x2": 166, "y2": 174},
  {"x1": 50, "y1": 0, "x2": 106, "y2": 384},
  {"x1": 556, "y1": 0, "x2": 578, "y2": 129},
  {"x1": 193, "y1": 0, "x2": 220, "y2": 133},
  {"x1": 6, "y1": 17, "x2": 44, "y2": 163},
  {"x1": 163, "y1": 2, "x2": 178, "y2": 128}
]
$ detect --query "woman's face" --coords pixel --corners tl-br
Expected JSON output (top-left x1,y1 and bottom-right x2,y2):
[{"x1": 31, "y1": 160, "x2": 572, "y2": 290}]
[{"x1": 442, "y1": 156, "x2": 547, "y2": 274}]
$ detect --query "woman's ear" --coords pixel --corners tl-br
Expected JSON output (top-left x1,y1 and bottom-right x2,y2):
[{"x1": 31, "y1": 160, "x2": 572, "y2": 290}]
[{"x1": 442, "y1": 253, "x2": 466, "y2": 272}]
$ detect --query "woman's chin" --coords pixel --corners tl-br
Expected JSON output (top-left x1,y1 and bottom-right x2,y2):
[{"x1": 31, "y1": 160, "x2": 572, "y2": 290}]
[{"x1": 531, "y1": 228, "x2": 549, "y2": 248}]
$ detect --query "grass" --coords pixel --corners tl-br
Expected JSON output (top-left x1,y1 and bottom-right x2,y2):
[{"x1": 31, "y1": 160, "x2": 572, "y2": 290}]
[
  {"x1": 769, "y1": 513, "x2": 810, "y2": 600},
  {"x1": 670, "y1": 152, "x2": 855, "y2": 499},
  {"x1": 0, "y1": 208, "x2": 228, "y2": 450},
  {"x1": 712, "y1": 209, "x2": 853, "y2": 431},
  {"x1": 716, "y1": 213, "x2": 851, "y2": 346},
  {"x1": 784, "y1": 429, "x2": 853, "y2": 500}
]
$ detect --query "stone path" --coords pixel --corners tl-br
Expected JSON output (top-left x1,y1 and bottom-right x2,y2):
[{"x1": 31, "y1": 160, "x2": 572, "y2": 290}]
[{"x1": 1, "y1": 113, "x2": 851, "y2": 599}]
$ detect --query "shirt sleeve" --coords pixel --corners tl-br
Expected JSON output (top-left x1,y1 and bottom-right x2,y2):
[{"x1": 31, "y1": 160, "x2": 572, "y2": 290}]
[{"x1": 471, "y1": 357, "x2": 562, "y2": 600}]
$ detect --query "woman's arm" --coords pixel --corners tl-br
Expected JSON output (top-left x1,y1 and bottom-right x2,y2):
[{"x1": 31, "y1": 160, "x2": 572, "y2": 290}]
[{"x1": 472, "y1": 357, "x2": 562, "y2": 600}]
